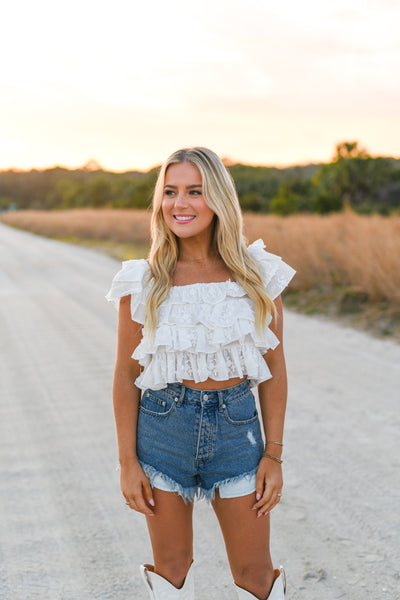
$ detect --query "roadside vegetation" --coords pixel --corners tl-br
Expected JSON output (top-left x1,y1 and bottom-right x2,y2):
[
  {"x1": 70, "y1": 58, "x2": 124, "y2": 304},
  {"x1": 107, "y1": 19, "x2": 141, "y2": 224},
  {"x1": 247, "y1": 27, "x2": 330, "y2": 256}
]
[
  {"x1": 2, "y1": 140, "x2": 399, "y2": 340},
  {"x1": 1, "y1": 142, "x2": 400, "y2": 216},
  {"x1": 2, "y1": 207, "x2": 399, "y2": 342}
]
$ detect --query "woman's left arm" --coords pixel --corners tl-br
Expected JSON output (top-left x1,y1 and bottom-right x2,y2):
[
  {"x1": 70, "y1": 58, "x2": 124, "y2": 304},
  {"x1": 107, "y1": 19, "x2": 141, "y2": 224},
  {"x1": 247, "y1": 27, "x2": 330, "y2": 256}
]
[{"x1": 253, "y1": 294, "x2": 287, "y2": 517}]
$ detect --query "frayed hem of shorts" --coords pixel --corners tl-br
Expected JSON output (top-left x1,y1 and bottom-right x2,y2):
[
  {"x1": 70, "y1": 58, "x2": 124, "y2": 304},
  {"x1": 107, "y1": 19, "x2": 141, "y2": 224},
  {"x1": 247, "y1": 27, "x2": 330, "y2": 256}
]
[
  {"x1": 139, "y1": 461, "x2": 258, "y2": 504},
  {"x1": 138, "y1": 461, "x2": 198, "y2": 504},
  {"x1": 199, "y1": 468, "x2": 258, "y2": 503}
]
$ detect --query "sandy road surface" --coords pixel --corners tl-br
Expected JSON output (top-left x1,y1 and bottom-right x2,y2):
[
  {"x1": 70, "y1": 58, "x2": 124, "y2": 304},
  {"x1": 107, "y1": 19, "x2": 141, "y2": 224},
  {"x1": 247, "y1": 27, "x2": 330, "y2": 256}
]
[{"x1": 0, "y1": 222, "x2": 399, "y2": 600}]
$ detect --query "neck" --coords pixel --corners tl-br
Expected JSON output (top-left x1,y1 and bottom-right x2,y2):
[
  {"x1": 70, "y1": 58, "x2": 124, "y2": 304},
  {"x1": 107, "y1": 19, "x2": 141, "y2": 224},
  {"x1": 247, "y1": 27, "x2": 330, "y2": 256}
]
[{"x1": 177, "y1": 234, "x2": 218, "y2": 264}]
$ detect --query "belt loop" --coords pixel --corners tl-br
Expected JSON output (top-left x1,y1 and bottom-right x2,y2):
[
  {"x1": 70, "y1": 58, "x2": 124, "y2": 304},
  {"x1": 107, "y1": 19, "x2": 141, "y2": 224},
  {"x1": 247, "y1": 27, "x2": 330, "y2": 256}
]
[{"x1": 176, "y1": 384, "x2": 185, "y2": 407}]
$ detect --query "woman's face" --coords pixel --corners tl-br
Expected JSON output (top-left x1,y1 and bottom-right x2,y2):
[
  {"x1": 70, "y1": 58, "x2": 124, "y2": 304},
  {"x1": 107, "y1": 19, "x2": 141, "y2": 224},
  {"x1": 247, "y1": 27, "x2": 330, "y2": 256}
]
[{"x1": 162, "y1": 162, "x2": 215, "y2": 240}]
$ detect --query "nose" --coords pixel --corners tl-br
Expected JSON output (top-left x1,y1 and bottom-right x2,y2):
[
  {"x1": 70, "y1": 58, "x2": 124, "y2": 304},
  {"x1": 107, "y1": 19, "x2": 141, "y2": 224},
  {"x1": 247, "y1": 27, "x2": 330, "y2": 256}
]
[{"x1": 174, "y1": 192, "x2": 189, "y2": 208}]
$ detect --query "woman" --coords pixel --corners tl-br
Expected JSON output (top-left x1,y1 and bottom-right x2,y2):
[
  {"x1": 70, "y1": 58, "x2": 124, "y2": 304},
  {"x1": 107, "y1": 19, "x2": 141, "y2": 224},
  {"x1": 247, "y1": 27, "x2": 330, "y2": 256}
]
[{"x1": 106, "y1": 147, "x2": 296, "y2": 600}]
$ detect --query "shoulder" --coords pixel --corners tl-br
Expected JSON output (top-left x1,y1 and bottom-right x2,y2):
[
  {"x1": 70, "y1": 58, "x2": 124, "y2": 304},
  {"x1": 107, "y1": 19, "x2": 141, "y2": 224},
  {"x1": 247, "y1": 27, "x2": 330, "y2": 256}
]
[
  {"x1": 247, "y1": 239, "x2": 296, "y2": 300},
  {"x1": 105, "y1": 258, "x2": 151, "y2": 310}
]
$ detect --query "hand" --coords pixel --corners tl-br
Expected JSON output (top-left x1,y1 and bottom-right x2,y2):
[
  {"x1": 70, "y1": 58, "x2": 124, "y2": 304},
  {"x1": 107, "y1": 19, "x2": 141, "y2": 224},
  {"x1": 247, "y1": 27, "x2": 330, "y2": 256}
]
[
  {"x1": 252, "y1": 458, "x2": 283, "y2": 517},
  {"x1": 120, "y1": 460, "x2": 155, "y2": 516}
]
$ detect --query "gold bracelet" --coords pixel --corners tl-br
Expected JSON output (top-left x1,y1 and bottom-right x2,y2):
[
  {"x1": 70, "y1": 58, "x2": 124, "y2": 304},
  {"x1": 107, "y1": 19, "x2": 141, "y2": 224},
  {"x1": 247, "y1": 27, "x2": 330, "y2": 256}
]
[
  {"x1": 262, "y1": 452, "x2": 283, "y2": 464},
  {"x1": 265, "y1": 441, "x2": 284, "y2": 447}
]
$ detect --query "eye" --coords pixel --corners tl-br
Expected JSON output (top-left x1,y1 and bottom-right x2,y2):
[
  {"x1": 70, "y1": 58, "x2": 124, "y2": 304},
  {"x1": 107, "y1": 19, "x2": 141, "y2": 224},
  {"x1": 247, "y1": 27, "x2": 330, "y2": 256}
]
[
  {"x1": 190, "y1": 190, "x2": 201, "y2": 195},
  {"x1": 164, "y1": 190, "x2": 175, "y2": 196}
]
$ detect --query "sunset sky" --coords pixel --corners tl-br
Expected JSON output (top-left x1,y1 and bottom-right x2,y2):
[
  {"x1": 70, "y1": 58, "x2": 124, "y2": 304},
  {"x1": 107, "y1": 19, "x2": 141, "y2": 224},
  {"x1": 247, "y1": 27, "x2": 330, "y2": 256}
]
[{"x1": 1, "y1": 0, "x2": 399, "y2": 172}]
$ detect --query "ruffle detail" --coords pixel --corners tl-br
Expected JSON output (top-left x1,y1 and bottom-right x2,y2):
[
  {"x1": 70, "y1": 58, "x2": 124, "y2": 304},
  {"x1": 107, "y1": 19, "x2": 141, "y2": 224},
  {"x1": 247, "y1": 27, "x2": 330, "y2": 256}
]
[
  {"x1": 132, "y1": 276, "x2": 280, "y2": 389},
  {"x1": 167, "y1": 279, "x2": 245, "y2": 304},
  {"x1": 133, "y1": 341, "x2": 274, "y2": 391},
  {"x1": 156, "y1": 292, "x2": 262, "y2": 345},
  {"x1": 134, "y1": 316, "x2": 279, "y2": 355},
  {"x1": 105, "y1": 239, "x2": 295, "y2": 390},
  {"x1": 247, "y1": 238, "x2": 296, "y2": 300},
  {"x1": 105, "y1": 258, "x2": 150, "y2": 324}
]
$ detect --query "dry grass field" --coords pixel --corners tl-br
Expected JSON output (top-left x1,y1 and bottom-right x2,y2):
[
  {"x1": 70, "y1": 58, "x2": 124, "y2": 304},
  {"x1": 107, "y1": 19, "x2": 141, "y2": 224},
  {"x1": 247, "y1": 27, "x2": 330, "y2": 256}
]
[{"x1": 2, "y1": 208, "x2": 400, "y2": 340}]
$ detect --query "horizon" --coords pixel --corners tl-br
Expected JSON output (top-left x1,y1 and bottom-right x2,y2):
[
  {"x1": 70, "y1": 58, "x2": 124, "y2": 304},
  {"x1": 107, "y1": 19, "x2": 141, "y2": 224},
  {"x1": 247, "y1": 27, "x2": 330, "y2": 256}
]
[
  {"x1": 1, "y1": 145, "x2": 399, "y2": 175},
  {"x1": 0, "y1": 155, "x2": 333, "y2": 174}
]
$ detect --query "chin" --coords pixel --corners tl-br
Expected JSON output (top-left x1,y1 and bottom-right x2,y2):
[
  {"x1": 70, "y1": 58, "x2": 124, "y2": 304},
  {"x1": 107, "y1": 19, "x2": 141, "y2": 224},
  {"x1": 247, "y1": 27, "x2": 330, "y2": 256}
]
[
  {"x1": 173, "y1": 230, "x2": 199, "y2": 239},
  {"x1": 167, "y1": 223, "x2": 200, "y2": 237}
]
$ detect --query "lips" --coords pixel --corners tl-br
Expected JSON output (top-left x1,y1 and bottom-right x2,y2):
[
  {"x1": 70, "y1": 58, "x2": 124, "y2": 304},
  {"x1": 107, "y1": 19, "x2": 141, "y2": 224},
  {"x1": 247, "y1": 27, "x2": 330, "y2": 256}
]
[{"x1": 173, "y1": 215, "x2": 196, "y2": 222}]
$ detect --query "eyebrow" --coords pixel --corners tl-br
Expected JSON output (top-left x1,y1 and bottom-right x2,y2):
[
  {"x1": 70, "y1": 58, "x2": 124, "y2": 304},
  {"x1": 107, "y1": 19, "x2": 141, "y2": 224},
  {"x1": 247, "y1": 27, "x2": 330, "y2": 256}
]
[{"x1": 164, "y1": 184, "x2": 202, "y2": 189}]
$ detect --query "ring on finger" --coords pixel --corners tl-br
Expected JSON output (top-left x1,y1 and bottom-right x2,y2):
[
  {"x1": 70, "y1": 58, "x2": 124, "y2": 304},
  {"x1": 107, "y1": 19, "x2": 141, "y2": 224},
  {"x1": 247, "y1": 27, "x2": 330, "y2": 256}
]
[{"x1": 277, "y1": 492, "x2": 283, "y2": 498}]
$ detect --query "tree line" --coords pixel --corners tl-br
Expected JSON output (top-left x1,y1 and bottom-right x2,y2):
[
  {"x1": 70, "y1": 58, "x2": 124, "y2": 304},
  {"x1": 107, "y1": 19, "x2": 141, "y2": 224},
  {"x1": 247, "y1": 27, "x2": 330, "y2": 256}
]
[{"x1": 1, "y1": 142, "x2": 399, "y2": 215}]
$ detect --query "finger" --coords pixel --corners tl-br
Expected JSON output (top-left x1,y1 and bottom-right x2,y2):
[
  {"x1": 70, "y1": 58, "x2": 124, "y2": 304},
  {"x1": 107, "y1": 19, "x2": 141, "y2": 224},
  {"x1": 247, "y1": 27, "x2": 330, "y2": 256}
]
[
  {"x1": 253, "y1": 484, "x2": 274, "y2": 510},
  {"x1": 256, "y1": 492, "x2": 283, "y2": 517},
  {"x1": 131, "y1": 492, "x2": 155, "y2": 516},
  {"x1": 255, "y1": 472, "x2": 265, "y2": 503},
  {"x1": 127, "y1": 497, "x2": 153, "y2": 515},
  {"x1": 125, "y1": 497, "x2": 138, "y2": 510},
  {"x1": 124, "y1": 488, "x2": 155, "y2": 515},
  {"x1": 254, "y1": 484, "x2": 282, "y2": 510},
  {"x1": 142, "y1": 479, "x2": 155, "y2": 508}
]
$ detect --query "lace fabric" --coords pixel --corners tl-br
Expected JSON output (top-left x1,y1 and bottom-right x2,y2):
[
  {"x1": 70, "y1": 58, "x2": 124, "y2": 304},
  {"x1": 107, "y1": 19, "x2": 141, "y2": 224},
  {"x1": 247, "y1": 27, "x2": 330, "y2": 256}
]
[{"x1": 105, "y1": 239, "x2": 296, "y2": 390}]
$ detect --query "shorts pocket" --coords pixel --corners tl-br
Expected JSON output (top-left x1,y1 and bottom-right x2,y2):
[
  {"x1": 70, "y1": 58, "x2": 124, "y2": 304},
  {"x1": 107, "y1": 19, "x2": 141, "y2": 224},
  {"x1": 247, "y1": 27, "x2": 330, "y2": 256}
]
[
  {"x1": 139, "y1": 390, "x2": 177, "y2": 418},
  {"x1": 222, "y1": 392, "x2": 259, "y2": 426}
]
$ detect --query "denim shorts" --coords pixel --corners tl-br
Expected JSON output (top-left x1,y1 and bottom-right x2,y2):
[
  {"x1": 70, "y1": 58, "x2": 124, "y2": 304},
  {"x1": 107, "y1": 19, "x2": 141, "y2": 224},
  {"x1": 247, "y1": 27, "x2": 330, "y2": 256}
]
[{"x1": 136, "y1": 378, "x2": 264, "y2": 503}]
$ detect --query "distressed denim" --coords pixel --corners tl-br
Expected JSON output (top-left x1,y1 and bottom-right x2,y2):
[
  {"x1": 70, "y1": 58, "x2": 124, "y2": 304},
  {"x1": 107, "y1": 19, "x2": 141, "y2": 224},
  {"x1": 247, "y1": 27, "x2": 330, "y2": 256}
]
[{"x1": 136, "y1": 378, "x2": 264, "y2": 502}]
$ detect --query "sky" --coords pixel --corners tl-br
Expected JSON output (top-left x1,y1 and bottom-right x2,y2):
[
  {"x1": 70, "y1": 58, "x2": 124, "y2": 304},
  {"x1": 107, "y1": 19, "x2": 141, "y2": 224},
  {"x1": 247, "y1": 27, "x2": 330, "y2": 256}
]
[{"x1": 1, "y1": 0, "x2": 400, "y2": 172}]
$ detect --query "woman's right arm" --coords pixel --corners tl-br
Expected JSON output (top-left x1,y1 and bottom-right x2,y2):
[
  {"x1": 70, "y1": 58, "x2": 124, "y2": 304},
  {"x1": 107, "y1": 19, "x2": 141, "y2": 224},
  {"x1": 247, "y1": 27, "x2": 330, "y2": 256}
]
[{"x1": 113, "y1": 294, "x2": 155, "y2": 516}]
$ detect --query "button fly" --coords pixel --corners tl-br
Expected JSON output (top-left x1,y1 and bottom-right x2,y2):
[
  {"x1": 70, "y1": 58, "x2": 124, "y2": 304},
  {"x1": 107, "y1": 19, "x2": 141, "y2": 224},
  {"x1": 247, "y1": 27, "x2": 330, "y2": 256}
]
[{"x1": 203, "y1": 394, "x2": 209, "y2": 401}]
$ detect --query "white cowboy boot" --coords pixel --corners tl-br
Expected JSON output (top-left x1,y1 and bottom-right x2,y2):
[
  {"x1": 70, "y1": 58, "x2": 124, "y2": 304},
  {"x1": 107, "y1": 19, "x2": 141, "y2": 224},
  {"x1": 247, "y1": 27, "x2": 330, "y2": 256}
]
[
  {"x1": 234, "y1": 566, "x2": 286, "y2": 600},
  {"x1": 140, "y1": 562, "x2": 194, "y2": 599}
]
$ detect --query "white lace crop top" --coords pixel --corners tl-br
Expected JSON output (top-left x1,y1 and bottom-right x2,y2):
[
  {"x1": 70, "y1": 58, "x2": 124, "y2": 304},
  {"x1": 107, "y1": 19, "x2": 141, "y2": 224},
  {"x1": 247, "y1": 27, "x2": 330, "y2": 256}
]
[{"x1": 106, "y1": 239, "x2": 296, "y2": 391}]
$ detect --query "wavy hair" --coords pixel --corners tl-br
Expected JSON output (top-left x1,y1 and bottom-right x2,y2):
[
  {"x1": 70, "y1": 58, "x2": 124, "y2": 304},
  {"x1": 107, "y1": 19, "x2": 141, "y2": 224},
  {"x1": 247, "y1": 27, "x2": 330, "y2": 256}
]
[{"x1": 144, "y1": 147, "x2": 277, "y2": 339}]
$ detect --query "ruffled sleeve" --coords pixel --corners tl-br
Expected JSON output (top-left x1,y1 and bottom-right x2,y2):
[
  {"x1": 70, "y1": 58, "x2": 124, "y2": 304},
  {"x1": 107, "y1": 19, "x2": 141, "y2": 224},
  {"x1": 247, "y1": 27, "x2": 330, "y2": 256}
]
[
  {"x1": 105, "y1": 259, "x2": 150, "y2": 324},
  {"x1": 247, "y1": 239, "x2": 296, "y2": 300}
]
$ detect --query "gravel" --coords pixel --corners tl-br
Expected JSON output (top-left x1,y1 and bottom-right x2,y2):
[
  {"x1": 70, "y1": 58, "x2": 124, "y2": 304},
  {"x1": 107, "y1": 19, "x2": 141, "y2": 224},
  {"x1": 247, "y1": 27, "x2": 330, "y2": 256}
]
[{"x1": 0, "y1": 222, "x2": 399, "y2": 600}]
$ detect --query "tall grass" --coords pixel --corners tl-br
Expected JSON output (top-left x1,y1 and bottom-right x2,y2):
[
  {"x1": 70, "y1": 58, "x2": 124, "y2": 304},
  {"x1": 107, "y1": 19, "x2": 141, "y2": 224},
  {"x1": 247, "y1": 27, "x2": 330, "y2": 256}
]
[
  {"x1": 244, "y1": 210, "x2": 400, "y2": 303},
  {"x1": 1, "y1": 208, "x2": 151, "y2": 245},
  {"x1": 2, "y1": 207, "x2": 400, "y2": 304}
]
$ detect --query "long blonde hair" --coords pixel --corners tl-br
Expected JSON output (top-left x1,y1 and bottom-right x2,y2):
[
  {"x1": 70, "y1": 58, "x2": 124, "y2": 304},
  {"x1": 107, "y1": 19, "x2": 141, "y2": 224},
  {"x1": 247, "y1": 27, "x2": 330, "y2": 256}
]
[{"x1": 144, "y1": 147, "x2": 277, "y2": 339}]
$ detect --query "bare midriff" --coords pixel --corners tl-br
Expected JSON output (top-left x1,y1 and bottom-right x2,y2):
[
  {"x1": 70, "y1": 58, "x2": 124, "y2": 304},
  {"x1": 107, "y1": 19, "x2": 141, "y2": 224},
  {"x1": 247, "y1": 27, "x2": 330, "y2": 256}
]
[{"x1": 180, "y1": 375, "x2": 247, "y2": 391}]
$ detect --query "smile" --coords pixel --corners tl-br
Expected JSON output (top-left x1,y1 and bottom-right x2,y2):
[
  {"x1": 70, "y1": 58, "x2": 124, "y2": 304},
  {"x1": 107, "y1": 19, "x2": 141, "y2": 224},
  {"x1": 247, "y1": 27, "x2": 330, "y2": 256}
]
[{"x1": 173, "y1": 216, "x2": 196, "y2": 223}]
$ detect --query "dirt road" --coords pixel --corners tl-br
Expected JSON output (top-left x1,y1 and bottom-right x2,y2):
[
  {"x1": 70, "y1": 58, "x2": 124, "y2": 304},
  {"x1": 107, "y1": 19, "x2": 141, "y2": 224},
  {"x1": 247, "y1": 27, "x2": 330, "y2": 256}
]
[{"x1": 0, "y1": 222, "x2": 399, "y2": 599}]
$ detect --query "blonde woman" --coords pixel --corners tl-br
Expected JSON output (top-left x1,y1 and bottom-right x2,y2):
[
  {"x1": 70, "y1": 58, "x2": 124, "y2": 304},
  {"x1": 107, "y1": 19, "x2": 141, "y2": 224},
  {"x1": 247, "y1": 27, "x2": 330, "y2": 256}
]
[{"x1": 106, "y1": 147, "x2": 296, "y2": 600}]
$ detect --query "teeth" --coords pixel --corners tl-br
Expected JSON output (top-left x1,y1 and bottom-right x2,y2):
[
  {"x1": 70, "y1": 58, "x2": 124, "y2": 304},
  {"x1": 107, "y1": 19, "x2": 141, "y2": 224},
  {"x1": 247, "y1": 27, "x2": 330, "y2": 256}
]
[{"x1": 174, "y1": 216, "x2": 195, "y2": 221}]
